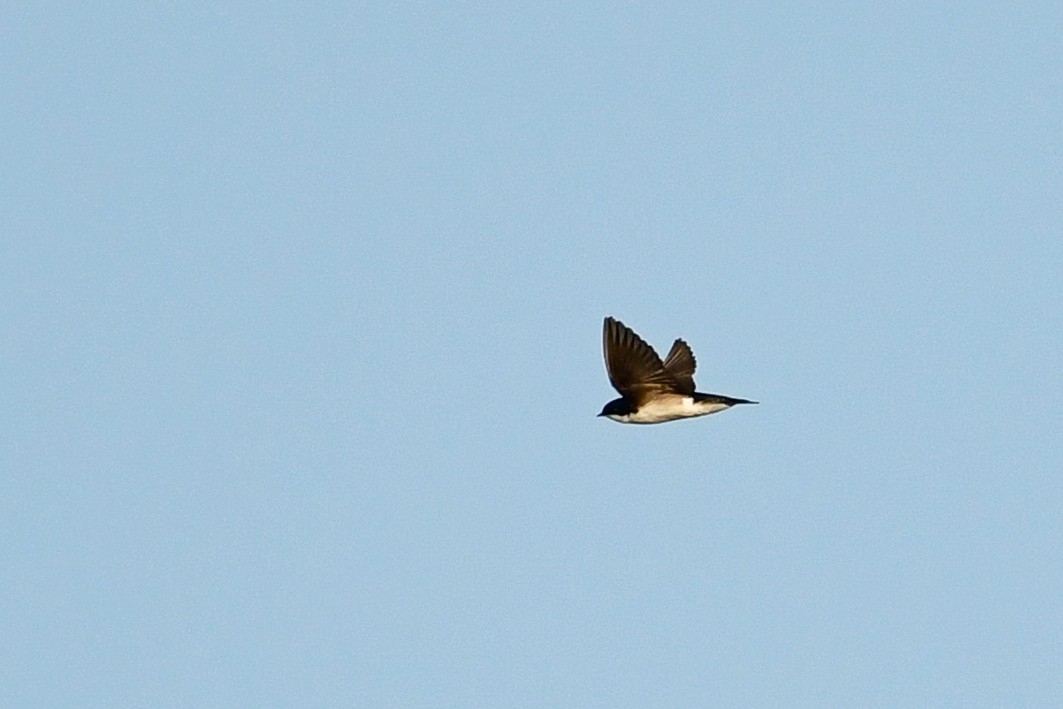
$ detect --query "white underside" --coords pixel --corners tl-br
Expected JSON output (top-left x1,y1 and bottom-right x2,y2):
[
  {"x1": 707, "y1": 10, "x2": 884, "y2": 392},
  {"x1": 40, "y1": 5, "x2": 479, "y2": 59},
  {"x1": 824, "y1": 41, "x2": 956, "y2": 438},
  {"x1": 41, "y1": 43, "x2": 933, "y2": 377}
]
[{"x1": 606, "y1": 397, "x2": 732, "y2": 424}]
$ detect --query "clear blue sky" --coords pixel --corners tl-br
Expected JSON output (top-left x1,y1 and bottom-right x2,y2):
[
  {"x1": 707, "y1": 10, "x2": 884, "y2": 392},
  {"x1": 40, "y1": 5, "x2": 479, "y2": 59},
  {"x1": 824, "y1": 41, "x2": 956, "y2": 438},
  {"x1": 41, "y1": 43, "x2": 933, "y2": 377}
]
[{"x1": 4, "y1": 3, "x2": 1062, "y2": 707}]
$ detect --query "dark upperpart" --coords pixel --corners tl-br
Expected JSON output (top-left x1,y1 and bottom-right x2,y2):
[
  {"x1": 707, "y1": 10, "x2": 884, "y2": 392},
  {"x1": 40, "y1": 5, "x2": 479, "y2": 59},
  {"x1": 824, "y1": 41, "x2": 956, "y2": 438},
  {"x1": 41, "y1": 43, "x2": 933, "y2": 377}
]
[{"x1": 598, "y1": 398, "x2": 635, "y2": 417}]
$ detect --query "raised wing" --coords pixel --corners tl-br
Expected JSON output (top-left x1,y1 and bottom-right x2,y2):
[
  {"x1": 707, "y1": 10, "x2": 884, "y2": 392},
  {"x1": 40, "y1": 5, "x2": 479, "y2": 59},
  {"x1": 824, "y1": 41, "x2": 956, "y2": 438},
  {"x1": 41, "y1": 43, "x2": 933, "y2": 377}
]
[
  {"x1": 662, "y1": 338, "x2": 697, "y2": 395},
  {"x1": 603, "y1": 317, "x2": 678, "y2": 401}
]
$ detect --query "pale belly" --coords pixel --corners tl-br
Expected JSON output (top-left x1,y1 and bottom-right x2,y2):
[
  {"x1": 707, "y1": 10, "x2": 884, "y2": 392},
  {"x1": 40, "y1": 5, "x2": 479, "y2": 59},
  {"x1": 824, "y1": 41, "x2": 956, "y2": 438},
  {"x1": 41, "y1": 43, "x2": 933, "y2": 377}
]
[{"x1": 608, "y1": 397, "x2": 732, "y2": 424}]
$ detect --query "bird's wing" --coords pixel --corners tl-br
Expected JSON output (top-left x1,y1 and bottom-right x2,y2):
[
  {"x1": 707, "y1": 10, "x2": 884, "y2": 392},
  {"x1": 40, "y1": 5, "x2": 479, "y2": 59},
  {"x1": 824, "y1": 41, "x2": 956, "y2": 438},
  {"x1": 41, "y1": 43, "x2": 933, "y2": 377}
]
[
  {"x1": 662, "y1": 338, "x2": 697, "y2": 395},
  {"x1": 603, "y1": 317, "x2": 679, "y2": 401}
]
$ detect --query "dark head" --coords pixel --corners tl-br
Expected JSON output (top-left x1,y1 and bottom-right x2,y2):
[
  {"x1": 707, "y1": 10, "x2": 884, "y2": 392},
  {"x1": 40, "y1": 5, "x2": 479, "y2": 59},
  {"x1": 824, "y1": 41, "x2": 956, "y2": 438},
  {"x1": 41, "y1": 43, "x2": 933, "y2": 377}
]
[{"x1": 597, "y1": 398, "x2": 634, "y2": 418}]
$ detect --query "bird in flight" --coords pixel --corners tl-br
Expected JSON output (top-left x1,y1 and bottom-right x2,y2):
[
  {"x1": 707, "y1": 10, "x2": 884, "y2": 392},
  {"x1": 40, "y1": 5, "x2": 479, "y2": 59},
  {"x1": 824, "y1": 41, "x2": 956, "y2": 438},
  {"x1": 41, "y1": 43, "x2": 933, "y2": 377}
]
[{"x1": 599, "y1": 316, "x2": 757, "y2": 424}]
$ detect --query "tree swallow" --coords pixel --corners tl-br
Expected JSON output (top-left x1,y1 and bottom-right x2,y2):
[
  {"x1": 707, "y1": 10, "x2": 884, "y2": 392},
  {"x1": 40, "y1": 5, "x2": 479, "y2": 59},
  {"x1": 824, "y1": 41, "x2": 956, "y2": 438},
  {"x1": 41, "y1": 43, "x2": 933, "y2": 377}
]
[{"x1": 599, "y1": 316, "x2": 757, "y2": 424}]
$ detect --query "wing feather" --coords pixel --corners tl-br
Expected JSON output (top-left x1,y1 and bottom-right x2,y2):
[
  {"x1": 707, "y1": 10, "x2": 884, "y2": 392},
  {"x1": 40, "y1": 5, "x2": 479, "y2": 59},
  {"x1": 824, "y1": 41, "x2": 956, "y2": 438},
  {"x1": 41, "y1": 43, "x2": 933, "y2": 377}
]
[
  {"x1": 603, "y1": 317, "x2": 678, "y2": 402},
  {"x1": 662, "y1": 338, "x2": 697, "y2": 395}
]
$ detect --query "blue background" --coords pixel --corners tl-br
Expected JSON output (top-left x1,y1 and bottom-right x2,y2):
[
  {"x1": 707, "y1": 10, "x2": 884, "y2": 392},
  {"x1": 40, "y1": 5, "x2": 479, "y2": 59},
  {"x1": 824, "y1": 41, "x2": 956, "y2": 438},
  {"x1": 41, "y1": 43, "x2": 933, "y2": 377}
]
[{"x1": 4, "y1": 3, "x2": 1062, "y2": 706}]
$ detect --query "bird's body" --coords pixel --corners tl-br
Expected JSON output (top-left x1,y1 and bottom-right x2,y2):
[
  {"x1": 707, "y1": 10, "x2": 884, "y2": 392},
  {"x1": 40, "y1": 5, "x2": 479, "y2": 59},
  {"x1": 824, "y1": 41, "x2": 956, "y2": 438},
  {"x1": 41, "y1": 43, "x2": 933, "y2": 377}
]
[
  {"x1": 602, "y1": 392, "x2": 740, "y2": 424},
  {"x1": 599, "y1": 316, "x2": 756, "y2": 424}
]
